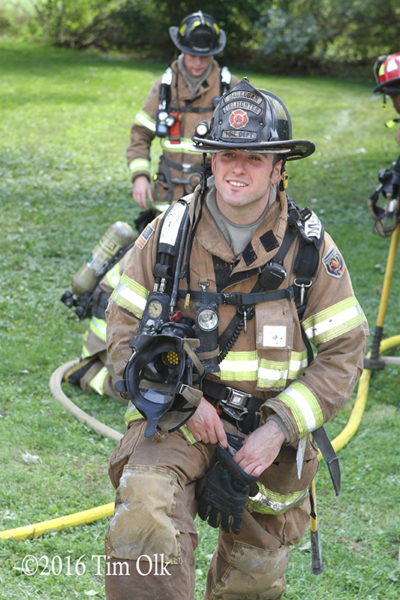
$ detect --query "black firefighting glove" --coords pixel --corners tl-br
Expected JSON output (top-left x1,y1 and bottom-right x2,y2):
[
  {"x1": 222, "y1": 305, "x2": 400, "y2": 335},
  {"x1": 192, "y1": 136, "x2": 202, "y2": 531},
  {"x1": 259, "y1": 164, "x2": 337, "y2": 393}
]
[{"x1": 196, "y1": 443, "x2": 258, "y2": 534}]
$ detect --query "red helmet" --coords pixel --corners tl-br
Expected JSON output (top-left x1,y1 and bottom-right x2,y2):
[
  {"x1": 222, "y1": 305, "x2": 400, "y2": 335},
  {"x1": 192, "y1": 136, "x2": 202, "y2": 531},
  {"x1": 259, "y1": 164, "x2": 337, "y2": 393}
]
[{"x1": 373, "y1": 53, "x2": 400, "y2": 95}]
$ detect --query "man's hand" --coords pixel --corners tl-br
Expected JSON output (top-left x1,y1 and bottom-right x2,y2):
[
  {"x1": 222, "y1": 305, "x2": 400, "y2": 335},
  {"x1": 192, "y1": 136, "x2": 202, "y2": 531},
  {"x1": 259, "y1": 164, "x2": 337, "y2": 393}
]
[
  {"x1": 132, "y1": 175, "x2": 153, "y2": 208},
  {"x1": 234, "y1": 420, "x2": 285, "y2": 477},
  {"x1": 186, "y1": 397, "x2": 228, "y2": 448},
  {"x1": 196, "y1": 443, "x2": 257, "y2": 534}
]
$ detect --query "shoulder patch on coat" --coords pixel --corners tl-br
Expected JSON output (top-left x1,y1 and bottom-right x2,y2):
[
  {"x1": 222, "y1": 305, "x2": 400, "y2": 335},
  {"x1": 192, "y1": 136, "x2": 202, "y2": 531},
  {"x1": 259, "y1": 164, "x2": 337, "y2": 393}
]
[
  {"x1": 322, "y1": 247, "x2": 345, "y2": 278},
  {"x1": 135, "y1": 224, "x2": 154, "y2": 250}
]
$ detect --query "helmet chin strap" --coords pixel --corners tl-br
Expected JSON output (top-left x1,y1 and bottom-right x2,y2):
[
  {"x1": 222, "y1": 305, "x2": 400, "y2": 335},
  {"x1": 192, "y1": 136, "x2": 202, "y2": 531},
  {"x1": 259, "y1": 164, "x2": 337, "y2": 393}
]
[{"x1": 279, "y1": 160, "x2": 288, "y2": 191}]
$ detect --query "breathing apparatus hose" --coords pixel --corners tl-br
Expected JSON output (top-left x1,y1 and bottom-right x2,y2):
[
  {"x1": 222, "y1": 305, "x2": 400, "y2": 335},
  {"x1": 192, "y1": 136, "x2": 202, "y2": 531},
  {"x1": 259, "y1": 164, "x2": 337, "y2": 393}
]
[
  {"x1": 49, "y1": 359, "x2": 123, "y2": 443},
  {"x1": 2, "y1": 333, "x2": 400, "y2": 541}
]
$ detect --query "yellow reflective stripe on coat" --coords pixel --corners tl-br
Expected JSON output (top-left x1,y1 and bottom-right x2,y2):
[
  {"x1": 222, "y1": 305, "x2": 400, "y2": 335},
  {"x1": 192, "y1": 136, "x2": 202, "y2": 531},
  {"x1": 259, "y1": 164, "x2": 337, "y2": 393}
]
[
  {"x1": 128, "y1": 158, "x2": 151, "y2": 175},
  {"x1": 161, "y1": 138, "x2": 198, "y2": 153},
  {"x1": 246, "y1": 485, "x2": 308, "y2": 515},
  {"x1": 218, "y1": 350, "x2": 309, "y2": 389},
  {"x1": 278, "y1": 382, "x2": 323, "y2": 438},
  {"x1": 134, "y1": 110, "x2": 156, "y2": 132},
  {"x1": 104, "y1": 262, "x2": 121, "y2": 289},
  {"x1": 89, "y1": 366, "x2": 108, "y2": 396},
  {"x1": 89, "y1": 316, "x2": 107, "y2": 342},
  {"x1": 81, "y1": 344, "x2": 90, "y2": 359},
  {"x1": 303, "y1": 296, "x2": 366, "y2": 345},
  {"x1": 111, "y1": 273, "x2": 149, "y2": 318}
]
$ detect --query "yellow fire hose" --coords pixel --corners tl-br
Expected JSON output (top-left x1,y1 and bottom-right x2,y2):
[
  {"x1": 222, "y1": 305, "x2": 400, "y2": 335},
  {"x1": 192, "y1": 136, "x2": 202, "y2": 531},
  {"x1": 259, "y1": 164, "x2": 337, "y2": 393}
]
[
  {"x1": 0, "y1": 503, "x2": 115, "y2": 542},
  {"x1": 364, "y1": 223, "x2": 400, "y2": 369},
  {"x1": 3, "y1": 341, "x2": 398, "y2": 543}
]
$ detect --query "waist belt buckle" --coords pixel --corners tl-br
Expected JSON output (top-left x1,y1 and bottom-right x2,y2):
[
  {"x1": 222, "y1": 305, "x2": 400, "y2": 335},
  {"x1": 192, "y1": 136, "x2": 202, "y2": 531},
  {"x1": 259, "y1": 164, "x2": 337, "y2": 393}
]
[
  {"x1": 221, "y1": 292, "x2": 242, "y2": 305},
  {"x1": 220, "y1": 387, "x2": 250, "y2": 421}
]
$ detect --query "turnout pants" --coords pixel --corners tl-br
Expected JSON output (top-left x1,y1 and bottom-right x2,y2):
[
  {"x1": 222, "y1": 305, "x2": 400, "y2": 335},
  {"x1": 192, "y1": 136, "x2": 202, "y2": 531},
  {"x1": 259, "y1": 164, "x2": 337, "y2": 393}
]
[{"x1": 104, "y1": 419, "x2": 316, "y2": 600}]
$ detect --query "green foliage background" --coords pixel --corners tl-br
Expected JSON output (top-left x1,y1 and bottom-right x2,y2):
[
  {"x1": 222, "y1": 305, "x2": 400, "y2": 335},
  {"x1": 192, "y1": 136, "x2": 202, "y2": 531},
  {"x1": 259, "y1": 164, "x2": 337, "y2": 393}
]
[
  {"x1": 1, "y1": 0, "x2": 400, "y2": 71},
  {"x1": 0, "y1": 39, "x2": 400, "y2": 599}
]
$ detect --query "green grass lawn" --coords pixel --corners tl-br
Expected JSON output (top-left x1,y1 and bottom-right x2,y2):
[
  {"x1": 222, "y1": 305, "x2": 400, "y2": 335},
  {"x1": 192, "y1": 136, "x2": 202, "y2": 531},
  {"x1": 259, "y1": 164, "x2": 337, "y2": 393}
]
[{"x1": 0, "y1": 40, "x2": 399, "y2": 599}]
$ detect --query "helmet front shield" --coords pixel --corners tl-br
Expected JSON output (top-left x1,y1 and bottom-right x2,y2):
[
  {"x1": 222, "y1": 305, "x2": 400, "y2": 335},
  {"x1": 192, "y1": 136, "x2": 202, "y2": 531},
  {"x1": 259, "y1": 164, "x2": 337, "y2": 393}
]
[{"x1": 192, "y1": 78, "x2": 315, "y2": 161}]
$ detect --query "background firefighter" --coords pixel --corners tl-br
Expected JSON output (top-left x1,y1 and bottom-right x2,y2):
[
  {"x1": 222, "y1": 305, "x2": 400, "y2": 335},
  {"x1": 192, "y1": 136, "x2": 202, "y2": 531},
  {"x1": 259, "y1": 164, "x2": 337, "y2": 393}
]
[
  {"x1": 127, "y1": 10, "x2": 238, "y2": 212},
  {"x1": 373, "y1": 52, "x2": 400, "y2": 133},
  {"x1": 367, "y1": 53, "x2": 400, "y2": 237},
  {"x1": 103, "y1": 79, "x2": 368, "y2": 600}
]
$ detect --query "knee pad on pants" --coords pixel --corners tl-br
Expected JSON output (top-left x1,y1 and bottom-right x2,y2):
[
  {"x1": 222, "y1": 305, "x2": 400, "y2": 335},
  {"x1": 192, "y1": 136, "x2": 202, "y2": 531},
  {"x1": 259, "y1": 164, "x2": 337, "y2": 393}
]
[
  {"x1": 105, "y1": 465, "x2": 182, "y2": 564},
  {"x1": 210, "y1": 542, "x2": 290, "y2": 600}
]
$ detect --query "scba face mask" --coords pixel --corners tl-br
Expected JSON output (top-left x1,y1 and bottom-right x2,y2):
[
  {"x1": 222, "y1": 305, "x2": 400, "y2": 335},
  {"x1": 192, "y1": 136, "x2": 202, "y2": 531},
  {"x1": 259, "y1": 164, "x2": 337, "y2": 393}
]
[{"x1": 116, "y1": 304, "x2": 204, "y2": 437}]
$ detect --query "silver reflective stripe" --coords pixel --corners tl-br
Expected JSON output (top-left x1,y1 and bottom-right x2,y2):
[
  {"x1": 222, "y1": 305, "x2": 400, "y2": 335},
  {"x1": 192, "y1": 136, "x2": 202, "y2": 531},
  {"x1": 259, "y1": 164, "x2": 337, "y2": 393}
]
[
  {"x1": 134, "y1": 111, "x2": 156, "y2": 132},
  {"x1": 246, "y1": 486, "x2": 308, "y2": 515},
  {"x1": 128, "y1": 158, "x2": 151, "y2": 175},
  {"x1": 89, "y1": 316, "x2": 107, "y2": 342},
  {"x1": 81, "y1": 344, "x2": 90, "y2": 359},
  {"x1": 161, "y1": 138, "x2": 198, "y2": 152},
  {"x1": 111, "y1": 274, "x2": 149, "y2": 318},
  {"x1": 303, "y1": 296, "x2": 366, "y2": 345},
  {"x1": 278, "y1": 382, "x2": 323, "y2": 438},
  {"x1": 104, "y1": 262, "x2": 121, "y2": 289},
  {"x1": 89, "y1": 366, "x2": 108, "y2": 395}
]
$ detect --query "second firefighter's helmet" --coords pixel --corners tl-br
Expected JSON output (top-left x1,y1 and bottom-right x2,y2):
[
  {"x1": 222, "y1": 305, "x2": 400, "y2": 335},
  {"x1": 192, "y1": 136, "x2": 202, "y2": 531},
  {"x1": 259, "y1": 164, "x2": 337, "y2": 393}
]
[
  {"x1": 169, "y1": 11, "x2": 226, "y2": 56},
  {"x1": 373, "y1": 53, "x2": 400, "y2": 95},
  {"x1": 192, "y1": 78, "x2": 315, "y2": 160}
]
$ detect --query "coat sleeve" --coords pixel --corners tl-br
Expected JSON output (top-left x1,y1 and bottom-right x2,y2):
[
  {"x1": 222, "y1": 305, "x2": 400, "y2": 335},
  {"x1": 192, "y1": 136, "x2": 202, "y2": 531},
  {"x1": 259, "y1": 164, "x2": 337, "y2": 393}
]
[
  {"x1": 260, "y1": 232, "x2": 369, "y2": 443},
  {"x1": 105, "y1": 219, "x2": 160, "y2": 377},
  {"x1": 126, "y1": 78, "x2": 161, "y2": 183}
]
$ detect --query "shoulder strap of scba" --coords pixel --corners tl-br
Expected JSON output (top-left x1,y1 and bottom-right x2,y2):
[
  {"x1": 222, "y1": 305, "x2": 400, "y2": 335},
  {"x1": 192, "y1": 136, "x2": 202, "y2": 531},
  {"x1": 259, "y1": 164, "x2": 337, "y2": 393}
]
[
  {"x1": 289, "y1": 199, "x2": 324, "y2": 365},
  {"x1": 153, "y1": 196, "x2": 192, "y2": 301},
  {"x1": 160, "y1": 64, "x2": 232, "y2": 115},
  {"x1": 290, "y1": 200, "x2": 324, "y2": 315}
]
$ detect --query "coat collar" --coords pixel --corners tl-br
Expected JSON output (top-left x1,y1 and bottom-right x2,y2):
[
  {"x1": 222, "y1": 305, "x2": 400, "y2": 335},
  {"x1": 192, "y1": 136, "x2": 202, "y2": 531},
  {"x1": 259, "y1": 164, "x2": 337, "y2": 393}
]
[
  {"x1": 190, "y1": 186, "x2": 289, "y2": 272},
  {"x1": 171, "y1": 58, "x2": 220, "y2": 100}
]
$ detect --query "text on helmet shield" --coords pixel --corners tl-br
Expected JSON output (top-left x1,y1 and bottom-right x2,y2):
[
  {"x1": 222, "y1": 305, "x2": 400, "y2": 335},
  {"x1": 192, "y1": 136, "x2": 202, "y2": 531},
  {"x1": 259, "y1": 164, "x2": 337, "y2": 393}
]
[
  {"x1": 224, "y1": 90, "x2": 263, "y2": 104},
  {"x1": 222, "y1": 101, "x2": 262, "y2": 115},
  {"x1": 222, "y1": 130, "x2": 257, "y2": 139}
]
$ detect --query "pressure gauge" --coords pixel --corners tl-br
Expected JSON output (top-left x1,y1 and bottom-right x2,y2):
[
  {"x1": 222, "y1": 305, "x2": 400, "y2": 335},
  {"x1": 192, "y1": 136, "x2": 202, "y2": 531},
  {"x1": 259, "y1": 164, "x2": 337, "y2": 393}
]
[{"x1": 147, "y1": 299, "x2": 163, "y2": 318}]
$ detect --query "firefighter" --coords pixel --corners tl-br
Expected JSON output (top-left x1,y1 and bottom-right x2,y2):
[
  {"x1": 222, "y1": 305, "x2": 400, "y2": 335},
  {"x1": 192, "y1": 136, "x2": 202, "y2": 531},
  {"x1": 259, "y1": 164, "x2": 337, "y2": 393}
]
[
  {"x1": 63, "y1": 11, "x2": 237, "y2": 396},
  {"x1": 127, "y1": 10, "x2": 238, "y2": 213},
  {"x1": 368, "y1": 53, "x2": 400, "y2": 236},
  {"x1": 103, "y1": 79, "x2": 368, "y2": 599}
]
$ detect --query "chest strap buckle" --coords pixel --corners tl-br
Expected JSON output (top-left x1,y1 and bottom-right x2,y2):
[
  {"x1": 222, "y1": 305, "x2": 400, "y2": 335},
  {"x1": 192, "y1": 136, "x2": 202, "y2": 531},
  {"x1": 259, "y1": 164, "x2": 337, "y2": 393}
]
[{"x1": 219, "y1": 387, "x2": 251, "y2": 421}]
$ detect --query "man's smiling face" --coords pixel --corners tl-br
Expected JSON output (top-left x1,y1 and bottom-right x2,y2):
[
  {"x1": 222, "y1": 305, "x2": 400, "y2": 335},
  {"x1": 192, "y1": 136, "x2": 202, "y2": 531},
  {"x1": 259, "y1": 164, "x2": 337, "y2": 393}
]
[{"x1": 212, "y1": 150, "x2": 282, "y2": 224}]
